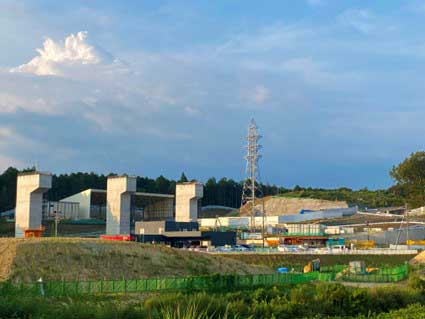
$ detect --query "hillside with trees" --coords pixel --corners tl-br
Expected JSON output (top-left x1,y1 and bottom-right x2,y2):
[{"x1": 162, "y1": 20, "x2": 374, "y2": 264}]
[{"x1": 3, "y1": 152, "x2": 425, "y2": 213}]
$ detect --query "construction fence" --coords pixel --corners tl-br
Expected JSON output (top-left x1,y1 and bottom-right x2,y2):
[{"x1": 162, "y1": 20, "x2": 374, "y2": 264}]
[{"x1": 3, "y1": 264, "x2": 409, "y2": 297}]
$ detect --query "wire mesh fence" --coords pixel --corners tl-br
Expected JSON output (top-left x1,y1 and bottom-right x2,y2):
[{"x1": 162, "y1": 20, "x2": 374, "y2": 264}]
[
  {"x1": 1, "y1": 264, "x2": 408, "y2": 297},
  {"x1": 338, "y1": 264, "x2": 409, "y2": 283}
]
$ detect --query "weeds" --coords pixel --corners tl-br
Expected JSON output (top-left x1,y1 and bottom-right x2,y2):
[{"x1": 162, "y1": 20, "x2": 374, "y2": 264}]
[{"x1": 1, "y1": 282, "x2": 425, "y2": 319}]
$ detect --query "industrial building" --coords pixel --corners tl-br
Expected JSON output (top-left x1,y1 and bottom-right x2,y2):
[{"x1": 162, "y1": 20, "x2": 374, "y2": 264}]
[
  {"x1": 134, "y1": 220, "x2": 236, "y2": 247},
  {"x1": 198, "y1": 207, "x2": 357, "y2": 230},
  {"x1": 13, "y1": 171, "x2": 361, "y2": 249},
  {"x1": 13, "y1": 174, "x2": 237, "y2": 246},
  {"x1": 13, "y1": 173, "x2": 195, "y2": 237},
  {"x1": 59, "y1": 188, "x2": 174, "y2": 221}
]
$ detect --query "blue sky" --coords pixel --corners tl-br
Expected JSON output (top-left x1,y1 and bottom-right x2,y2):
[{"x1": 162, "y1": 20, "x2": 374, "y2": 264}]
[{"x1": 1, "y1": 0, "x2": 425, "y2": 189}]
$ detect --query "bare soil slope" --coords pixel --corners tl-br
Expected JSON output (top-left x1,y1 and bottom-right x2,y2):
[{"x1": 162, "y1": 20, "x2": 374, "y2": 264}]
[
  {"x1": 240, "y1": 196, "x2": 348, "y2": 216},
  {"x1": 0, "y1": 239, "x2": 17, "y2": 281},
  {"x1": 410, "y1": 251, "x2": 425, "y2": 265},
  {"x1": 0, "y1": 238, "x2": 272, "y2": 283}
]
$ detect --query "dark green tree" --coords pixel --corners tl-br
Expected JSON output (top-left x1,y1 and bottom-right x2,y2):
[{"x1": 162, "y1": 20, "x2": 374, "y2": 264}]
[
  {"x1": 155, "y1": 175, "x2": 171, "y2": 194},
  {"x1": 390, "y1": 152, "x2": 425, "y2": 208},
  {"x1": 179, "y1": 172, "x2": 188, "y2": 183}
]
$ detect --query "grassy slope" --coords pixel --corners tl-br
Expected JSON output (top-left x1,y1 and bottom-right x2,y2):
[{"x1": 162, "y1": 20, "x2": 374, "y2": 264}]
[
  {"x1": 219, "y1": 253, "x2": 416, "y2": 269},
  {"x1": 0, "y1": 238, "x2": 17, "y2": 281},
  {"x1": 0, "y1": 238, "x2": 272, "y2": 283}
]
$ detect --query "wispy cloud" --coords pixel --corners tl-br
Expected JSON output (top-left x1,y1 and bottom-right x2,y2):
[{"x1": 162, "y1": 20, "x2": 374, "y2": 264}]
[
  {"x1": 2, "y1": 2, "x2": 425, "y2": 187},
  {"x1": 251, "y1": 85, "x2": 270, "y2": 104},
  {"x1": 338, "y1": 9, "x2": 376, "y2": 34}
]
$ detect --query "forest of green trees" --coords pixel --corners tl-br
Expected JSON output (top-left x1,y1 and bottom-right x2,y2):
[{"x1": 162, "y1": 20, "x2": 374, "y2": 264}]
[
  {"x1": 0, "y1": 166, "x2": 407, "y2": 213},
  {"x1": 4, "y1": 152, "x2": 425, "y2": 212}
]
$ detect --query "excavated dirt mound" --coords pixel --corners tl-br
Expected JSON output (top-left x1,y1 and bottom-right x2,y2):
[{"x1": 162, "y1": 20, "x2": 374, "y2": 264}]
[
  {"x1": 240, "y1": 196, "x2": 348, "y2": 216},
  {"x1": 410, "y1": 251, "x2": 425, "y2": 264},
  {"x1": 0, "y1": 238, "x2": 273, "y2": 283}
]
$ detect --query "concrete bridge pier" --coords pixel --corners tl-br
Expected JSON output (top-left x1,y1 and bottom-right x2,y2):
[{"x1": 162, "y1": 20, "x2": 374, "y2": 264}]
[
  {"x1": 175, "y1": 182, "x2": 203, "y2": 222},
  {"x1": 15, "y1": 172, "x2": 52, "y2": 238},
  {"x1": 106, "y1": 175, "x2": 137, "y2": 235}
]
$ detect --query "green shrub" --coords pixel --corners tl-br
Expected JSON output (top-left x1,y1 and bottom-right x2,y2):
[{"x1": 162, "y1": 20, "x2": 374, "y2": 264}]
[{"x1": 1, "y1": 283, "x2": 425, "y2": 319}]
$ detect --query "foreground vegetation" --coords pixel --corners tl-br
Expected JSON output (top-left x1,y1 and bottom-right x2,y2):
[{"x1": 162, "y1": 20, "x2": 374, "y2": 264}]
[
  {"x1": 2, "y1": 278, "x2": 425, "y2": 319},
  {"x1": 220, "y1": 254, "x2": 415, "y2": 269}
]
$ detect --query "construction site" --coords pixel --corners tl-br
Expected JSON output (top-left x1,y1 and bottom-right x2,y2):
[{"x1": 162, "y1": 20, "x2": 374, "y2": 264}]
[
  {"x1": 0, "y1": 120, "x2": 424, "y2": 297},
  {"x1": 0, "y1": 121, "x2": 422, "y2": 253},
  {"x1": 4, "y1": 2, "x2": 425, "y2": 317}
]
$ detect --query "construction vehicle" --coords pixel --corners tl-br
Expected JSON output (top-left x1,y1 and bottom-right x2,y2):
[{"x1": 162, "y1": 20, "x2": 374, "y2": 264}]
[
  {"x1": 303, "y1": 258, "x2": 320, "y2": 273},
  {"x1": 334, "y1": 261, "x2": 378, "y2": 279},
  {"x1": 265, "y1": 237, "x2": 279, "y2": 247},
  {"x1": 407, "y1": 240, "x2": 425, "y2": 246},
  {"x1": 347, "y1": 240, "x2": 375, "y2": 249}
]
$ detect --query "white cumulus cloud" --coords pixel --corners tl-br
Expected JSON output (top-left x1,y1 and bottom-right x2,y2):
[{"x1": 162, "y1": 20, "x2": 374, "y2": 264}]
[{"x1": 10, "y1": 31, "x2": 113, "y2": 76}]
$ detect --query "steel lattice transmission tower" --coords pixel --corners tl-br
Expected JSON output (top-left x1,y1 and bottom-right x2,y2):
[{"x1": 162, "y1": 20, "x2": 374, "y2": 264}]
[{"x1": 241, "y1": 119, "x2": 262, "y2": 229}]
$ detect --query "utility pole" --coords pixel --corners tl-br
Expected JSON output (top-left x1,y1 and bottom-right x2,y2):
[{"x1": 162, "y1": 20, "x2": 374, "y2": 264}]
[
  {"x1": 262, "y1": 199, "x2": 266, "y2": 248},
  {"x1": 53, "y1": 211, "x2": 60, "y2": 237},
  {"x1": 241, "y1": 119, "x2": 262, "y2": 232},
  {"x1": 366, "y1": 220, "x2": 370, "y2": 241},
  {"x1": 406, "y1": 203, "x2": 409, "y2": 248}
]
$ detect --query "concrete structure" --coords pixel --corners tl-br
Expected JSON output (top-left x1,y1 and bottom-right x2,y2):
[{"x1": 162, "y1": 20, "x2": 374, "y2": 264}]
[
  {"x1": 175, "y1": 182, "x2": 203, "y2": 222},
  {"x1": 43, "y1": 201, "x2": 80, "y2": 220},
  {"x1": 60, "y1": 189, "x2": 93, "y2": 219},
  {"x1": 15, "y1": 172, "x2": 52, "y2": 238},
  {"x1": 60, "y1": 188, "x2": 174, "y2": 221},
  {"x1": 106, "y1": 176, "x2": 137, "y2": 235}
]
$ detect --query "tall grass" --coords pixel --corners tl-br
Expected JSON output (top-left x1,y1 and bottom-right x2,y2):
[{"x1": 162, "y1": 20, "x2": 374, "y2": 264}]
[{"x1": 1, "y1": 279, "x2": 425, "y2": 319}]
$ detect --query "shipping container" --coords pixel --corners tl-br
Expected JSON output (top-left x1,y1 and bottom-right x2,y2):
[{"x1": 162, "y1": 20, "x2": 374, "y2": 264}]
[
  {"x1": 240, "y1": 232, "x2": 262, "y2": 240},
  {"x1": 325, "y1": 226, "x2": 341, "y2": 235},
  {"x1": 286, "y1": 223, "x2": 325, "y2": 235}
]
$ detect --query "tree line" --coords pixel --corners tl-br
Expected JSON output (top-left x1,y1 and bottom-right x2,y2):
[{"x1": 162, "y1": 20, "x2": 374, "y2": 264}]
[
  {"x1": 0, "y1": 169, "x2": 282, "y2": 212},
  {"x1": 1, "y1": 151, "x2": 425, "y2": 213}
]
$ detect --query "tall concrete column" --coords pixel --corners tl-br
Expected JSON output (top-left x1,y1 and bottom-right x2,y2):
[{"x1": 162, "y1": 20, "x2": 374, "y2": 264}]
[
  {"x1": 106, "y1": 175, "x2": 136, "y2": 235},
  {"x1": 175, "y1": 182, "x2": 203, "y2": 222},
  {"x1": 15, "y1": 172, "x2": 52, "y2": 238}
]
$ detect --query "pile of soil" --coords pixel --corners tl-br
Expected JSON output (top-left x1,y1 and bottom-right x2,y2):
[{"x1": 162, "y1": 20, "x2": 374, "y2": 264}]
[{"x1": 240, "y1": 196, "x2": 348, "y2": 216}]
